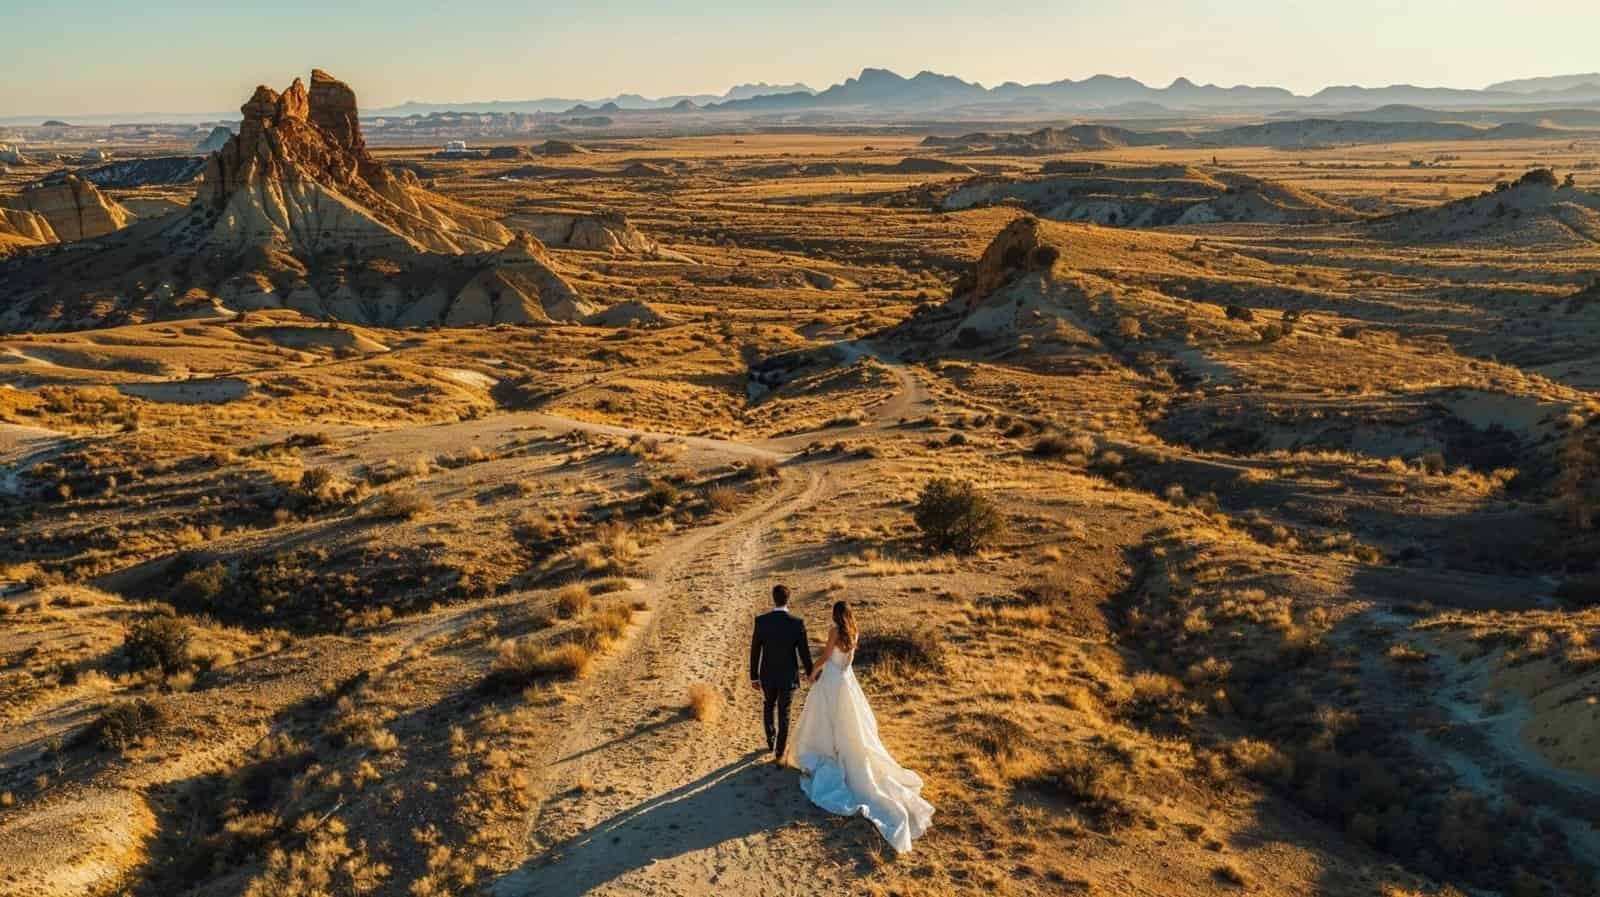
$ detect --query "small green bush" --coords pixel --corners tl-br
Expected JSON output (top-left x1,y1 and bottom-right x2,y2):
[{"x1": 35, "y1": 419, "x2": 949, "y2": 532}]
[
  {"x1": 912, "y1": 477, "x2": 1004, "y2": 554},
  {"x1": 95, "y1": 698, "x2": 170, "y2": 751},
  {"x1": 124, "y1": 615, "x2": 192, "y2": 676}
]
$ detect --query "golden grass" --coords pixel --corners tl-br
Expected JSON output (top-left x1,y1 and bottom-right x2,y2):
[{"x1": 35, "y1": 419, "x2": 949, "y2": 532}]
[
  {"x1": 685, "y1": 682, "x2": 722, "y2": 722},
  {"x1": 556, "y1": 584, "x2": 590, "y2": 618}
]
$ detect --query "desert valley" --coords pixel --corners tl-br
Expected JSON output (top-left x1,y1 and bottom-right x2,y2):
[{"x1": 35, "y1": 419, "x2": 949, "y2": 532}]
[{"x1": 2, "y1": 52, "x2": 1599, "y2": 897}]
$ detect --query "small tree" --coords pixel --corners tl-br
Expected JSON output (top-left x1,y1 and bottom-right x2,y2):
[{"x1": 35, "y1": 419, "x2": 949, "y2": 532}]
[
  {"x1": 124, "y1": 615, "x2": 192, "y2": 676},
  {"x1": 913, "y1": 478, "x2": 1004, "y2": 554}
]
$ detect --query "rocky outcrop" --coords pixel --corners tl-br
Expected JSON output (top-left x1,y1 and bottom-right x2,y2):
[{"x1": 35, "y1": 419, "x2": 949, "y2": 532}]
[
  {"x1": 938, "y1": 165, "x2": 1359, "y2": 227},
  {"x1": 0, "y1": 144, "x2": 27, "y2": 165},
  {"x1": 0, "y1": 71, "x2": 591, "y2": 331},
  {"x1": 196, "y1": 69, "x2": 511, "y2": 255},
  {"x1": 439, "y1": 232, "x2": 593, "y2": 326},
  {"x1": 3, "y1": 175, "x2": 130, "y2": 241},
  {"x1": 0, "y1": 206, "x2": 57, "y2": 245},
  {"x1": 195, "y1": 126, "x2": 232, "y2": 152},
  {"x1": 307, "y1": 69, "x2": 362, "y2": 156},
  {"x1": 588, "y1": 300, "x2": 668, "y2": 327},
  {"x1": 47, "y1": 156, "x2": 207, "y2": 188},
  {"x1": 954, "y1": 216, "x2": 1059, "y2": 304},
  {"x1": 620, "y1": 162, "x2": 671, "y2": 178},
  {"x1": 520, "y1": 211, "x2": 655, "y2": 255},
  {"x1": 537, "y1": 140, "x2": 587, "y2": 156}
]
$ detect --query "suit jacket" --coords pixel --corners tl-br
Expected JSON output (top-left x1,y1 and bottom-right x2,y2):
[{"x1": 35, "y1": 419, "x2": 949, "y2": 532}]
[{"x1": 750, "y1": 609, "x2": 813, "y2": 690}]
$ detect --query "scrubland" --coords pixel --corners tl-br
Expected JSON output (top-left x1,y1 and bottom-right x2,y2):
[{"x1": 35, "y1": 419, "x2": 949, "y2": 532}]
[{"x1": 2, "y1": 131, "x2": 1599, "y2": 896}]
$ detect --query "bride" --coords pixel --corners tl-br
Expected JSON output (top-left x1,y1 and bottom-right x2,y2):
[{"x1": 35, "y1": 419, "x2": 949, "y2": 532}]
[{"x1": 784, "y1": 600, "x2": 934, "y2": 853}]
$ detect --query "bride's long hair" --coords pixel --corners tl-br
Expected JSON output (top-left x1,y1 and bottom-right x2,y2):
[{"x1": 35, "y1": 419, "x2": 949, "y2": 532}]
[{"x1": 832, "y1": 600, "x2": 858, "y2": 651}]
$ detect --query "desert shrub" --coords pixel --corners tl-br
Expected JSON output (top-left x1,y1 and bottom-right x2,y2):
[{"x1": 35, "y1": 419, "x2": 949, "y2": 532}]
[
  {"x1": 368, "y1": 488, "x2": 433, "y2": 520},
  {"x1": 242, "y1": 819, "x2": 387, "y2": 897},
  {"x1": 1228, "y1": 738, "x2": 1294, "y2": 786},
  {"x1": 574, "y1": 604, "x2": 633, "y2": 650},
  {"x1": 576, "y1": 522, "x2": 640, "y2": 574},
  {"x1": 173, "y1": 562, "x2": 229, "y2": 607},
  {"x1": 556, "y1": 584, "x2": 590, "y2": 618},
  {"x1": 94, "y1": 697, "x2": 170, "y2": 751},
  {"x1": 1225, "y1": 304, "x2": 1255, "y2": 323},
  {"x1": 742, "y1": 457, "x2": 779, "y2": 480},
  {"x1": 642, "y1": 478, "x2": 680, "y2": 512},
  {"x1": 912, "y1": 478, "x2": 1004, "y2": 554},
  {"x1": 1124, "y1": 671, "x2": 1195, "y2": 728},
  {"x1": 1513, "y1": 168, "x2": 1558, "y2": 188},
  {"x1": 1034, "y1": 432, "x2": 1095, "y2": 459},
  {"x1": 124, "y1": 615, "x2": 192, "y2": 676},
  {"x1": 704, "y1": 485, "x2": 739, "y2": 511},
  {"x1": 292, "y1": 466, "x2": 357, "y2": 508},
  {"x1": 325, "y1": 696, "x2": 395, "y2": 749},
  {"x1": 484, "y1": 640, "x2": 593, "y2": 692},
  {"x1": 168, "y1": 547, "x2": 482, "y2": 633},
  {"x1": 588, "y1": 577, "x2": 631, "y2": 595},
  {"x1": 686, "y1": 682, "x2": 721, "y2": 722},
  {"x1": 854, "y1": 626, "x2": 948, "y2": 677},
  {"x1": 1032, "y1": 434, "x2": 1072, "y2": 457}
]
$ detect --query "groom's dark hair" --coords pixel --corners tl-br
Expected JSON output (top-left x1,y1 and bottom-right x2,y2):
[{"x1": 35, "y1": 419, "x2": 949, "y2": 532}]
[{"x1": 772, "y1": 584, "x2": 790, "y2": 606}]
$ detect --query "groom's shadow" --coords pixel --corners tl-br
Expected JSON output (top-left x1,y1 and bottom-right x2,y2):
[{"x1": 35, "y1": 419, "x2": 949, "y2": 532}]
[{"x1": 489, "y1": 753, "x2": 862, "y2": 896}]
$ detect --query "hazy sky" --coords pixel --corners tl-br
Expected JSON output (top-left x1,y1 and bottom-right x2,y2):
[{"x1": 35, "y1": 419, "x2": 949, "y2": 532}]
[{"x1": 4, "y1": 0, "x2": 1598, "y2": 116}]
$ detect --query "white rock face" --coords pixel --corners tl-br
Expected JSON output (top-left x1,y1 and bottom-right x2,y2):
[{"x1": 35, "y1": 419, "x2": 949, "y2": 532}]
[{"x1": 4, "y1": 175, "x2": 131, "y2": 241}]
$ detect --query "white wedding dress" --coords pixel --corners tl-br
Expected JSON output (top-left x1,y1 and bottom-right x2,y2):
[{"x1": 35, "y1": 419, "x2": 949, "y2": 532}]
[{"x1": 784, "y1": 639, "x2": 934, "y2": 853}]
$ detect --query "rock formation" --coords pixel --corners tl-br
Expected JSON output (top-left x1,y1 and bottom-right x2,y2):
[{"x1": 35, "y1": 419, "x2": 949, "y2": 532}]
[
  {"x1": 520, "y1": 211, "x2": 658, "y2": 255},
  {"x1": 0, "y1": 207, "x2": 58, "y2": 256},
  {"x1": 196, "y1": 70, "x2": 512, "y2": 255},
  {"x1": 953, "y1": 216, "x2": 1059, "y2": 303},
  {"x1": 938, "y1": 165, "x2": 1360, "y2": 228},
  {"x1": 536, "y1": 140, "x2": 587, "y2": 156},
  {"x1": 0, "y1": 71, "x2": 589, "y2": 331},
  {"x1": 195, "y1": 126, "x2": 232, "y2": 152},
  {"x1": 0, "y1": 144, "x2": 27, "y2": 165},
  {"x1": 2, "y1": 175, "x2": 130, "y2": 241}
]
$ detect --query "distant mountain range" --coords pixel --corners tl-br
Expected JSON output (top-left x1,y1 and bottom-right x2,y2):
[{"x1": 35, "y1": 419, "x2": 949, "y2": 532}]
[
  {"x1": 704, "y1": 69, "x2": 1600, "y2": 116},
  {"x1": 1487, "y1": 73, "x2": 1600, "y2": 93},
  {"x1": 10, "y1": 70, "x2": 1600, "y2": 126},
  {"x1": 367, "y1": 68, "x2": 1600, "y2": 121},
  {"x1": 371, "y1": 82, "x2": 817, "y2": 117}
]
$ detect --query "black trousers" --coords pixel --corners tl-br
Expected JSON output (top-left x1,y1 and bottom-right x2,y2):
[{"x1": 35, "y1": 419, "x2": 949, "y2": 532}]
[{"x1": 761, "y1": 684, "x2": 795, "y2": 756}]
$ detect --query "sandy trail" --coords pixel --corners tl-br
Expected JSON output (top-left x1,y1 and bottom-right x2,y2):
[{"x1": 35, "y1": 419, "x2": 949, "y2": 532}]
[
  {"x1": 490, "y1": 346, "x2": 927, "y2": 896},
  {"x1": 0, "y1": 422, "x2": 70, "y2": 499}
]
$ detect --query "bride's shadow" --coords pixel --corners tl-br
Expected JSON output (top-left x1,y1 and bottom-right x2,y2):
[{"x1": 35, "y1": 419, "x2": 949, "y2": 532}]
[{"x1": 490, "y1": 752, "x2": 861, "y2": 896}]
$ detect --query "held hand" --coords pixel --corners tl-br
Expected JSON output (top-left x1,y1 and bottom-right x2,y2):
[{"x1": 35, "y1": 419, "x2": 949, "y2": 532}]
[{"x1": 749, "y1": 680, "x2": 762, "y2": 693}]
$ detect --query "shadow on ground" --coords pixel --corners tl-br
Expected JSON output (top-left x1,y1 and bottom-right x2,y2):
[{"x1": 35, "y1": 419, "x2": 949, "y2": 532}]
[{"x1": 490, "y1": 753, "x2": 850, "y2": 896}]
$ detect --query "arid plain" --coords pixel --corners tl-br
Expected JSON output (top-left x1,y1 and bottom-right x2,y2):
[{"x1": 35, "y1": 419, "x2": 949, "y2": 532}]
[{"x1": 2, "y1": 74, "x2": 1600, "y2": 897}]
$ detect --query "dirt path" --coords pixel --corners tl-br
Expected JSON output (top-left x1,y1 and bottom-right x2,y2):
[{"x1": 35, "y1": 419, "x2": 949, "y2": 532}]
[
  {"x1": 488, "y1": 347, "x2": 928, "y2": 896},
  {"x1": 0, "y1": 422, "x2": 70, "y2": 499}
]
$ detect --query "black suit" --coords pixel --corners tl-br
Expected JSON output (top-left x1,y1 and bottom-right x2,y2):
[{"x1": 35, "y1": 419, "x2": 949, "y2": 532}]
[{"x1": 750, "y1": 608, "x2": 813, "y2": 756}]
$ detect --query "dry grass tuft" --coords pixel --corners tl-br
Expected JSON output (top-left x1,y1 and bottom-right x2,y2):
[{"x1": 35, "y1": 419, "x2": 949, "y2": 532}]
[
  {"x1": 368, "y1": 488, "x2": 434, "y2": 520},
  {"x1": 556, "y1": 583, "x2": 591, "y2": 618},
  {"x1": 486, "y1": 640, "x2": 593, "y2": 690},
  {"x1": 686, "y1": 682, "x2": 722, "y2": 722}
]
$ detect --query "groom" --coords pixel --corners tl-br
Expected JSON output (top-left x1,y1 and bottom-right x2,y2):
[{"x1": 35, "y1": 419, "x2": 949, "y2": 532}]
[{"x1": 749, "y1": 584, "x2": 814, "y2": 763}]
